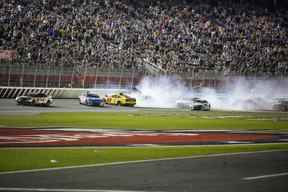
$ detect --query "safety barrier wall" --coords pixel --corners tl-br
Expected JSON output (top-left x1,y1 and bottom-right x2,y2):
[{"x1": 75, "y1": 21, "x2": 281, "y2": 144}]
[
  {"x1": 0, "y1": 78, "x2": 226, "y2": 98},
  {"x1": 0, "y1": 87, "x2": 129, "y2": 99}
]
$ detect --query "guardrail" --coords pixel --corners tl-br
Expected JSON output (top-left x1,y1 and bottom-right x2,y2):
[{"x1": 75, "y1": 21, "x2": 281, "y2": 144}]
[
  {"x1": 0, "y1": 87, "x2": 130, "y2": 99},
  {"x1": 0, "y1": 78, "x2": 226, "y2": 98}
]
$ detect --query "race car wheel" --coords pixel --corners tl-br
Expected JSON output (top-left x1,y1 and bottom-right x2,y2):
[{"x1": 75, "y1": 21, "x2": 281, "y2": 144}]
[{"x1": 45, "y1": 101, "x2": 51, "y2": 107}]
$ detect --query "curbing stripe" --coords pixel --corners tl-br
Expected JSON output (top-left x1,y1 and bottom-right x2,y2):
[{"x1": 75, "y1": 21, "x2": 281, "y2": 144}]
[{"x1": 0, "y1": 187, "x2": 162, "y2": 192}]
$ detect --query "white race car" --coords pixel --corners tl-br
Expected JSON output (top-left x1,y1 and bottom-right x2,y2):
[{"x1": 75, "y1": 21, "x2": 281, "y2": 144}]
[
  {"x1": 16, "y1": 93, "x2": 53, "y2": 106},
  {"x1": 79, "y1": 92, "x2": 104, "y2": 106},
  {"x1": 176, "y1": 97, "x2": 211, "y2": 111}
]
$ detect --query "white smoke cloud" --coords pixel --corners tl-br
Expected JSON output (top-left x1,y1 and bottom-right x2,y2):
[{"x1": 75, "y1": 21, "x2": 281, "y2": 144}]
[
  {"x1": 130, "y1": 76, "x2": 288, "y2": 111},
  {"x1": 129, "y1": 76, "x2": 191, "y2": 108}
]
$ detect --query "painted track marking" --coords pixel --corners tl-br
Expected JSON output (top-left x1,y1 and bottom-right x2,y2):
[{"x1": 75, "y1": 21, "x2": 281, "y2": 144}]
[
  {"x1": 243, "y1": 172, "x2": 288, "y2": 180},
  {"x1": 0, "y1": 150, "x2": 287, "y2": 175},
  {"x1": 0, "y1": 127, "x2": 281, "y2": 146},
  {"x1": 0, "y1": 187, "x2": 162, "y2": 192}
]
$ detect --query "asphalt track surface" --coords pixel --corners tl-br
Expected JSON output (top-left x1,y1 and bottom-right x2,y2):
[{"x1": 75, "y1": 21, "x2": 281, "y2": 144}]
[
  {"x1": 0, "y1": 151, "x2": 288, "y2": 192},
  {"x1": 1, "y1": 99, "x2": 288, "y2": 192},
  {"x1": 0, "y1": 99, "x2": 139, "y2": 113}
]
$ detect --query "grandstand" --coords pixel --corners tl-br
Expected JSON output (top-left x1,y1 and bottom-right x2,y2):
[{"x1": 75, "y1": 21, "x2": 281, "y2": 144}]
[{"x1": 0, "y1": 0, "x2": 287, "y2": 89}]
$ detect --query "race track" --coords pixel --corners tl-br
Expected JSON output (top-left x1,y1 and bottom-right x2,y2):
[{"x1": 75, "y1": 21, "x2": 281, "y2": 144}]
[
  {"x1": 1, "y1": 98, "x2": 288, "y2": 146},
  {"x1": 1, "y1": 98, "x2": 288, "y2": 147},
  {"x1": 1, "y1": 99, "x2": 288, "y2": 192},
  {"x1": 0, "y1": 151, "x2": 288, "y2": 192},
  {"x1": 0, "y1": 99, "x2": 139, "y2": 113}
]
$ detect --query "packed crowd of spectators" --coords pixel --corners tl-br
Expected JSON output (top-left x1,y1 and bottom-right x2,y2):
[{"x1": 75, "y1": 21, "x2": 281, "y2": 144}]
[{"x1": 1, "y1": 0, "x2": 288, "y2": 77}]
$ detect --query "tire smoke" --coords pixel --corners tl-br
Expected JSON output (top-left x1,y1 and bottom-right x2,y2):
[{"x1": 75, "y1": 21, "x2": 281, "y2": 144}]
[{"x1": 130, "y1": 76, "x2": 288, "y2": 111}]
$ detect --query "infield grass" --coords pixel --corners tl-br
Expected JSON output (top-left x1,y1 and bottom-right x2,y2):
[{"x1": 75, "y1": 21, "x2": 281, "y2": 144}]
[
  {"x1": 1, "y1": 109, "x2": 288, "y2": 172},
  {"x1": 0, "y1": 143, "x2": 288, "y2": 172},
  {"x1": 0, "y1": 110, "x2": 288, "y2": 132}
]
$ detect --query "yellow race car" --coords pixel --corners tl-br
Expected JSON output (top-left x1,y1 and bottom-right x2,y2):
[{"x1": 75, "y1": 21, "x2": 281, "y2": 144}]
[{"x1": 104, "y1": 93, "x2": 136, "y2": 107}]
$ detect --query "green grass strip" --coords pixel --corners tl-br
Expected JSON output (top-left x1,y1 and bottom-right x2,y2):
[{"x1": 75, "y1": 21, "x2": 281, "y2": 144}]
[
  {"x1": 0, "y1": 143, "x2": 288, "y2": 172},
  {"x1": 0, "y1": 111, "x2": 288, "y2": 131}
]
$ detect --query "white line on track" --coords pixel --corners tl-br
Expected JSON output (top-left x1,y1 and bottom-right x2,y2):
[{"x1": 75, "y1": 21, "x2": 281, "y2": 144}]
[
  {"x1": 0, "y1": 150, "x2": 287, "y2": 175},
  {"x1": 0, "y1": 187, "x2": 162, "y2": 192},
  {"x1": 243, "y1": 172, "x2": 288, "y2": 180}
]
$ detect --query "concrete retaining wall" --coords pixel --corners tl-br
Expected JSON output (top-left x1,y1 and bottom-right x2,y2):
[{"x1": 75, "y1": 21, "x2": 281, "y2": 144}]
[{"x1": 0, "y1": 87, "x2": 129, "y2": 99}]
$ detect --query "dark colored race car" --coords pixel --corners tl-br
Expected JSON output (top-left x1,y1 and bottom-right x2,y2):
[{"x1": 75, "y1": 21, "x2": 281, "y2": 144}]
[
  {"x1": 15, "y1": 93, "x2": 53, "y2": 106},
  {"x1": 273, "y1": 98, "x2": 288, "y2": 111}
]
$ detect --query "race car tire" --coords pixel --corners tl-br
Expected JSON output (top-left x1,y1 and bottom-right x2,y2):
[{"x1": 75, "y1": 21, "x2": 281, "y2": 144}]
[{"x1": 45, "y1": 100, "x2": 51, "y2": 107}]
